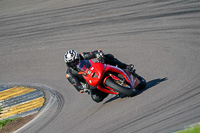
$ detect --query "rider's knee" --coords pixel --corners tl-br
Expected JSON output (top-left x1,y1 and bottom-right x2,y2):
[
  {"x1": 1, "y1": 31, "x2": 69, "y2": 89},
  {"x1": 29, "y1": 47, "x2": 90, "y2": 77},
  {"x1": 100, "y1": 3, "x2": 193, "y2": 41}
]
[
  {"x1": 91, "y1": 95, "x2": 104, "y2": 103},
  {"x1": 90, "y1": 89, "x2": 109, "y2": 103},
  {"x1": 66, "y1": 69, "x2": 73, "y2": 78}
]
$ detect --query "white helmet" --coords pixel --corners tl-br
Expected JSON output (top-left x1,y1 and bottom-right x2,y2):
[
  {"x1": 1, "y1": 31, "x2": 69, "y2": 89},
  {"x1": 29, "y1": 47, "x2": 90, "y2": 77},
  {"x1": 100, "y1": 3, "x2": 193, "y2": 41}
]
[{"x1": 64, "y1": 50, "x2": 80, "y2": 67}]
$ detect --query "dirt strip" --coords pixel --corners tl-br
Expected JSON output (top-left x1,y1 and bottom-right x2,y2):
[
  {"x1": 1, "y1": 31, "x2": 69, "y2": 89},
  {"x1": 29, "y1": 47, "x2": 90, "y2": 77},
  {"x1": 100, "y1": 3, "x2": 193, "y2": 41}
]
[{"x1": 0, "y1": 113, "x2": 37, "y2": 133}]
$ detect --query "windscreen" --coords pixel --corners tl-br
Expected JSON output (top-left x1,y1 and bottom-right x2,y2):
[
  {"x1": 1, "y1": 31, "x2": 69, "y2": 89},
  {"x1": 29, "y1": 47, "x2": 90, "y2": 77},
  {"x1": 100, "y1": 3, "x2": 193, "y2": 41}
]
[{"x1": 77, "y1": 60, "x2": 91, "y2": 72}]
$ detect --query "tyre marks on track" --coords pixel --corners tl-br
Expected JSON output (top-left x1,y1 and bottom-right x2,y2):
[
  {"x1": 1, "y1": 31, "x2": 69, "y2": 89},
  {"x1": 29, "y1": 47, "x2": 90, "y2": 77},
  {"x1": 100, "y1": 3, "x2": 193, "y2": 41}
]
[
  {"x1": 33, "y1": 90, "x2": 65, "y2": 133},
  {"x1": 105, "y1": 83, "x2": 200, "y2": 133}
]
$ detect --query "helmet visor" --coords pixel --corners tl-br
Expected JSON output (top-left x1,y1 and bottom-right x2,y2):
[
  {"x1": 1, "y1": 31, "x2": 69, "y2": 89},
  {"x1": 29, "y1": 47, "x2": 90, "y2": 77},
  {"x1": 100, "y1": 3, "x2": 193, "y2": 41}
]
[{"x1": 67, "y1": 59, "x2": 79, "y2": 67}]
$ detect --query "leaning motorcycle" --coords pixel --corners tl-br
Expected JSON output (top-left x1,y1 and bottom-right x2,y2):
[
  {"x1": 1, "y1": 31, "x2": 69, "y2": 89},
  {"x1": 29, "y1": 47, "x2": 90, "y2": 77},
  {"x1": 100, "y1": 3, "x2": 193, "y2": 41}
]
[{"x1": 77, "y1": 59, "x2": 146, "y2": 98}]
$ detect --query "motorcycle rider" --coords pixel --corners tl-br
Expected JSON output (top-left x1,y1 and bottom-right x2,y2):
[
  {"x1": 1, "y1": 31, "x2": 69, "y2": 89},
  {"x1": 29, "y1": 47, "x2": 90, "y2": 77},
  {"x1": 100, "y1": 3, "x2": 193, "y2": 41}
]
[{"x1": 64, "y1": 49, "x2": 134, "y2": 103}]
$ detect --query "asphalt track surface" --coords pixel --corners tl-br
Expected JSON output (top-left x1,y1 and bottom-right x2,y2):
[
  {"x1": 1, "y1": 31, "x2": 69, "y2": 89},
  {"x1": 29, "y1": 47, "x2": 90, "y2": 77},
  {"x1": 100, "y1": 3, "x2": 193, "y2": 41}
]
[{"x1": 0, "y1": 0, "x2": 200, "y2": 133}]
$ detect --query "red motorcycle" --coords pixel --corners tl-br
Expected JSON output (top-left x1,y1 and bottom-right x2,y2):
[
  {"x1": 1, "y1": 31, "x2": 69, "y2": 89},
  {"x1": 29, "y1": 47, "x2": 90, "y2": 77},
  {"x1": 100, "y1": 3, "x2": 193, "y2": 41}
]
[{"x1": 77, "y1": 59, "x2": 146, "y2": 97}]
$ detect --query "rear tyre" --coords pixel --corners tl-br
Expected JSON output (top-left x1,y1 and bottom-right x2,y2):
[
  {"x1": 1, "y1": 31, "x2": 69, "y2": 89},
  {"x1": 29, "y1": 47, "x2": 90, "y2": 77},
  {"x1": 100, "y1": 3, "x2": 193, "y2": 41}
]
[
  {"x1": 105, "y1": 77, "x2": 137, "y2": 96},
  {"x1": 135, "y1": 76, "x2": 146, "y2": 90}
]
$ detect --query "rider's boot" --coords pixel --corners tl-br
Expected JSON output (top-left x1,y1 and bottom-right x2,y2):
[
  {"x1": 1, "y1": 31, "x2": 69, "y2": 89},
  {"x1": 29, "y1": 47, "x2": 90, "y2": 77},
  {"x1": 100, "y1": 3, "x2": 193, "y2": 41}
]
[
  {"x1": 127, "y1": 64, "x2": 138, "y2": 77},
  {"x1": 126, "y1": 64, "x2": 134, "y2": 73}
]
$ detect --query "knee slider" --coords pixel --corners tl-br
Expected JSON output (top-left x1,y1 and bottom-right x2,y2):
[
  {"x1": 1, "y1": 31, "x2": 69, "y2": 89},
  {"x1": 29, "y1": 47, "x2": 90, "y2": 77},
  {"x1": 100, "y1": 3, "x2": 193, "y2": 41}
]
[{"x1": 66, "y1": 69, "x2": 73, "y2": 78}]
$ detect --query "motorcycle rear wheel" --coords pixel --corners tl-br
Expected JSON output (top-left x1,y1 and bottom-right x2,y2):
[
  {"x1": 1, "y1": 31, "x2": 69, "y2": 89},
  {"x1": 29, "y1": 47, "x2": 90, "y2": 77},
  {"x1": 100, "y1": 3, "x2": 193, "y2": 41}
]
[
  {"x1": 135, "y1": 76, "x2": 146, "y2": 90},
  {"x1": 104, "y1": 77, "x2": 136, "y2": 96}
]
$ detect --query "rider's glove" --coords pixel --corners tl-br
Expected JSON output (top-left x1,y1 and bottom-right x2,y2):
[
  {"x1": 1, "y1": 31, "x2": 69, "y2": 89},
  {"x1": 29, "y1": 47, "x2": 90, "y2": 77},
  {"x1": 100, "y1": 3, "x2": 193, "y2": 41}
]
[
  {"x1": 96, "y1": 49, "x2": 104, "y2": 62},
  {"x1": 79, "y1": 84, "x2": 90, "y2": 94},
  {"x1": 79, "y1": 88, "x2": 89, "y2": 94}
]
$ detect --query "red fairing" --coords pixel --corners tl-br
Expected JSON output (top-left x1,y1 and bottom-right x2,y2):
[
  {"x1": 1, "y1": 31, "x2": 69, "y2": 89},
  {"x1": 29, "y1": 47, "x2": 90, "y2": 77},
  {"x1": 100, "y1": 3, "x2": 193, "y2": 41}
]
[
  {"x1": 104, "y1": 65, "x2": 135, "y2": 89},
  {"x1": 80, "y1": 59, "x2": 135, "y2": 95},
  {"x1": 97, "y1": 84, "x2": 118, "y2": 95},
  {"x1": 83, "y1": 60, "x2": 105, "y2": 86}
]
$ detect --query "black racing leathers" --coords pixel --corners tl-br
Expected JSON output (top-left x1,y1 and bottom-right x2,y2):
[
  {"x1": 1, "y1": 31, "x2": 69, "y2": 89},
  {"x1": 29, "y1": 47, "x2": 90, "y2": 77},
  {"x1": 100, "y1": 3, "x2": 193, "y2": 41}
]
[{"x1": 66, "y1": 50, "x2": 128, "y2": 102}]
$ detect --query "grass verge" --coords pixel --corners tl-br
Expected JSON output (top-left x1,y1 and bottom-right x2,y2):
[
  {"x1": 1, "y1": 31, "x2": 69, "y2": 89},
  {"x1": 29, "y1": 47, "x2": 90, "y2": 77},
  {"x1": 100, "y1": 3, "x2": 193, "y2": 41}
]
[
  {"x1": 0, "y1": 114, "x2": 37, "y2": 133},
  {"x1": 176, "y1": 123, "x2": 200, "y2": 133},
  {"x1": 0, "y1": 118, "x2": 17, "y2": 130},
  {"x1": 0, "y1": 106, "x2": 17, "y2": 130}
]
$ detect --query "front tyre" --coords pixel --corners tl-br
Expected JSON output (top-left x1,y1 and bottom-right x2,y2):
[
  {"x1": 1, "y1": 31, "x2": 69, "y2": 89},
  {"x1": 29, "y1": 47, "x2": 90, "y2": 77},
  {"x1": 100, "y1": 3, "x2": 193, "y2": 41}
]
[{"x1": 104, "y1": 77, "x2": 137, "y2": 96}]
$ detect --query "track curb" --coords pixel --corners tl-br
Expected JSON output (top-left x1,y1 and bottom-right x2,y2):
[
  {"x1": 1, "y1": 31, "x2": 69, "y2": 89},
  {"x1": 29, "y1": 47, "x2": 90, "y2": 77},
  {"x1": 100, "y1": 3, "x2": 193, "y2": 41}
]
[{"x1": 0, "y1": 83, "x2": 56, "y2": 132}]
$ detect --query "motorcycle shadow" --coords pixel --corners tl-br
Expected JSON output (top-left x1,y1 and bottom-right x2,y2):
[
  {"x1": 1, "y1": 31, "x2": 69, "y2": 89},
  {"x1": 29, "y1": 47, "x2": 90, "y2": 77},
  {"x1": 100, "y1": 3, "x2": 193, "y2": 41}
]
[{"x1": 103, "y1": 77, "x2": 168, "y2": 104}]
